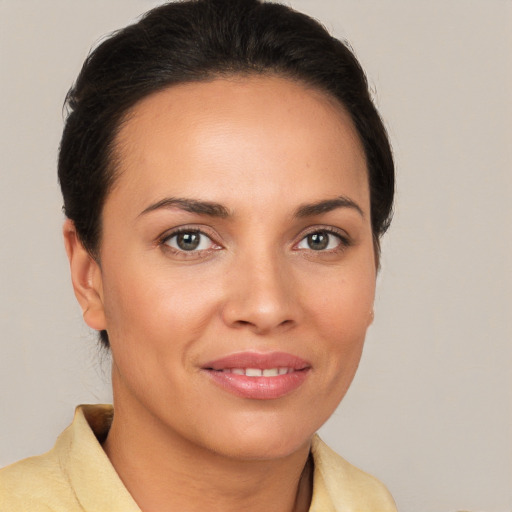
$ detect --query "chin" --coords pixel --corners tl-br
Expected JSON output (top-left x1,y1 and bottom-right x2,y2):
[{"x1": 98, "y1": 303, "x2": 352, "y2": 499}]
[{"x1": 197, "y1": 413, "x2": 318, "y2": 462}]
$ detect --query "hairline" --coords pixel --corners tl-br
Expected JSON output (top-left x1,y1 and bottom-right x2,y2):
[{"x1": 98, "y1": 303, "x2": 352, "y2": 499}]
[{"x1": 88, "y1": 71, "x2": 371, "y2": 260}]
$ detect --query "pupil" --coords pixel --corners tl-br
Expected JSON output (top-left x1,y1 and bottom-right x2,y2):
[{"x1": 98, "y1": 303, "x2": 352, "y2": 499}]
[
  {"x1": 308, "y1": 232, "x2": 328, "y2": 250},
  {"x1": 177, "y1": 232, "x2": 200, "y2": 251}
]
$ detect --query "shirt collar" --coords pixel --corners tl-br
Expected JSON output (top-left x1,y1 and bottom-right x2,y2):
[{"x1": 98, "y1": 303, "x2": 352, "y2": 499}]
[{"x1": 58, "y1": 404, "x2": 358, "y2": 512}]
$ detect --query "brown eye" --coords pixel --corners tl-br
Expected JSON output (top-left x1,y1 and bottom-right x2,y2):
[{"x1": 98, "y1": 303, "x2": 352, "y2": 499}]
[
  {"x1": 165, "y1": 231, "x2": 213, "y2": 251},
  {"x1": 307, "y1": 232, "x2": 329, "y2": 250},
  {"x1": 296, "y1": 230, "x2": 345, "y2": 251}
]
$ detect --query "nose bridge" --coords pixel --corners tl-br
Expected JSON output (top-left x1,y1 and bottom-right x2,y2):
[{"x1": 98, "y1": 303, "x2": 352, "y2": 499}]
[{"x1": 221, "y1": 242, "x2": 297, "y2": 333}]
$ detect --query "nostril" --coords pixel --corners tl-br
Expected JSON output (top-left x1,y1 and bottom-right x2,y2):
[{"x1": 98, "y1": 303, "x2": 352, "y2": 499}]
[
  {"x1": 232, "y1": 319, "x2": 263, "y2": 330},
  {"x1": 221, "y1": 288, "x2": 298, "y2": 333},
  {"x1": 230, "y1": 318, "x2": 295, "y2": 334}
]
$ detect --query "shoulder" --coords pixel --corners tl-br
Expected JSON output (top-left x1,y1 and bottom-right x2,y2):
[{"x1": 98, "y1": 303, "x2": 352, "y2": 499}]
[
  {"x1": 0, "y1": 405, "x2": 139, "y2": 512},
  {"x1": 0, "y1": 405, "x2": 104, "y2": 511},
  {"x1": 0, "y1": 450, "x2": 76, "y2": 511},
  {"x1": 311, "y1": 435, "x2": 397, "y2": 512}
]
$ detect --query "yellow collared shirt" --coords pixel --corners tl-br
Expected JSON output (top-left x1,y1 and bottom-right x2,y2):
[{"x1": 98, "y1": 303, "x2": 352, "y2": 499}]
[{"x1": 0, "y1": 405, "x2": 397, "y2": 511}]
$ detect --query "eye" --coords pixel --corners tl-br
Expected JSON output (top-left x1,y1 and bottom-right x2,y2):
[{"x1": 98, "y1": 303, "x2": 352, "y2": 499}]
[
  {"x1": 164, "y1": 230, "x2": 216, "y2": 252},
  {"x1": 296, "y1": 230, "x2": 346, "y2": 251}
]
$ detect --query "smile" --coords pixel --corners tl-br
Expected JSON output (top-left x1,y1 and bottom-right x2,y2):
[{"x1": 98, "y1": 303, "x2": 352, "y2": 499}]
[
  {"x1": 202, "y1": 352, "x2": 311, "y2": 400},
  {"x1": 218, "y1": 368, "x2": 295, "y2": 377}
]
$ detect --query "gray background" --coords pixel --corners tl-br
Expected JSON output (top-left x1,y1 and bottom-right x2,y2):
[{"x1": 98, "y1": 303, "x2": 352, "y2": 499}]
[{"x1": 1, "y1": 1, "x2": 511, "y2": 511}]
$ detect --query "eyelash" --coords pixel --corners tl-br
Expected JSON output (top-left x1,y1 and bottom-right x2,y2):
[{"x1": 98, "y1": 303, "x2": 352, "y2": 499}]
[
  {"x1": 159, "y1": 227, "x2": 221, "y2": 259},
  {"x1": 294, "y1": 226, "x2": 351, "y2": 254},
  {"x1": 158, "y1": 225, "x2": 351, "y2": 258}
]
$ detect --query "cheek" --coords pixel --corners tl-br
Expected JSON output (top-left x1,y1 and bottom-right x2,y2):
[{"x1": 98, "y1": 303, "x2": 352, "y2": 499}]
[
  {"x1": 309, "y1": 261, "x2": 375, "y2": 332},
  {"x1": 99, "y1": 265, "x2": 219, "y2": 411},
  {"x1": 306, "y1": 261, "x2": 375, "y2": 382},
  {"x1": 100, "y1": 261, "x2": 220, "y2": 359}
]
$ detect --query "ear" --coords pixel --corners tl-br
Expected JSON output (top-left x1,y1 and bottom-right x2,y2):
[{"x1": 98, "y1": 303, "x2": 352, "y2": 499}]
[
  {"x1": 368, "y1": 308, "x2": 375, "y2": 327},
  {"x1": 63, "y1": 219, "x2": 106, "y2": 331}
]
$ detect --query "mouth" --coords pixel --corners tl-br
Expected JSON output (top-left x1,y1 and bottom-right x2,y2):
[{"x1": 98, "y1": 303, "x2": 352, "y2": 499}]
[
  {"x1": 201, "y1": 352, "x2": 311, "y2": 400},
  {"x1": 214, "y1": 367, "x2": 297, "y2": 377}
]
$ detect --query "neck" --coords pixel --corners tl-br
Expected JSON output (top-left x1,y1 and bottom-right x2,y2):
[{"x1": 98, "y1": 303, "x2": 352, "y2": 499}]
[{"x1": 103, "y1": 385, "x2": 313, "y2": 512}]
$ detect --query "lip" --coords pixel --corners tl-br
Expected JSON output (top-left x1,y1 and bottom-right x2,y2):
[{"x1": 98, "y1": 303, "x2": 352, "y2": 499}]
[{"x1": 201, "y1": 351, "x2": 311, "y2": 400}]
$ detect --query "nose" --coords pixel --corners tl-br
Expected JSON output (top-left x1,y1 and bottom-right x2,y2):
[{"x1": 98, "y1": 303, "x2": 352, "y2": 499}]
[{"x1": 221, "y1": 251, "x2": 299, "y2": 335}]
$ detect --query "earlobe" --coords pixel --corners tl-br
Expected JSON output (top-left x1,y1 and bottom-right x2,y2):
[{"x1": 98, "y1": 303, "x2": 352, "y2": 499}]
[
  {"x1": 63, "y1": 219, "x2": 106, "y2": 331},
  {"x1": 368, "y1": 309, "x2": 375, "y2": 327}
]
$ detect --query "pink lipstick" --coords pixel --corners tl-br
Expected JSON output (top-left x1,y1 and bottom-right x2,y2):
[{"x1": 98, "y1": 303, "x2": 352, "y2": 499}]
[{"x1": 202, "y1": 352, "x2": 311, "y2": 400}]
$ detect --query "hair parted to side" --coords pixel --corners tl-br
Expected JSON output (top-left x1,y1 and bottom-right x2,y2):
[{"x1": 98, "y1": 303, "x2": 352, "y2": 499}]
[{"x1": 58, "y1": 0, "x2": 394, "y2": 348}]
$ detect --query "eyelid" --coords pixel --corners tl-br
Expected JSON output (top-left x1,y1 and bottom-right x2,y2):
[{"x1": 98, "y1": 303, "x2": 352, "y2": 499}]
[
  {"x1": 293, "y1": 225, "x2": 352, "y2": 251},
  {"x1": 158, "y1": 225, "x2": 223, "y2": 255}
]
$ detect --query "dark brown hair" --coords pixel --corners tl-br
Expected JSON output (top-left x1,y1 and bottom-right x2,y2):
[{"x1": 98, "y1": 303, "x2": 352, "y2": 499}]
[{"x1": 58, "y1": 0, "x2": 394, "y2": 347}]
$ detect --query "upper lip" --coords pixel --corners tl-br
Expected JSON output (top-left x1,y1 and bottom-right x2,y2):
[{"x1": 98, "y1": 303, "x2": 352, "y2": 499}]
[{"x1": 202, "y1": 351, "x2": 310, "y2": 371}]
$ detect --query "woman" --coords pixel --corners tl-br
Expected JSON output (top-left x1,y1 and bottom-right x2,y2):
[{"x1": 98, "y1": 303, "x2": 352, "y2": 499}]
[{"x1": 0, "y1": 0, "x2": 396, "y2": 510}]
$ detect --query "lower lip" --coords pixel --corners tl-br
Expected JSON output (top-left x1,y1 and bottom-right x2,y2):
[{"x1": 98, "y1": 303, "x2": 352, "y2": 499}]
[{"x1": 203, "y1": 369, "x2": 310, "y2": 400}]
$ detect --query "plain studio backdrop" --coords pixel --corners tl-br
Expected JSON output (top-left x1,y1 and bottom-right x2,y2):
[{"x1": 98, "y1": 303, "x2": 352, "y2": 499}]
[{"x1": 0, "y1": 1, "x2": 510, "y2": 511}]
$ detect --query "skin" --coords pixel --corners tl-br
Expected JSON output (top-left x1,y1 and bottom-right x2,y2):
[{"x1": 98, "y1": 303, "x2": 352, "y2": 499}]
[{"x1": 64, "y1": 75, "x2": 376, "y2": 512}]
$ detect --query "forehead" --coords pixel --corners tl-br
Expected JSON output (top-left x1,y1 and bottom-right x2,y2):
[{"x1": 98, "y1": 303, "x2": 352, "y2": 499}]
[{"x1": 110, "y1": 76, "x2": 369, "y2": 214}]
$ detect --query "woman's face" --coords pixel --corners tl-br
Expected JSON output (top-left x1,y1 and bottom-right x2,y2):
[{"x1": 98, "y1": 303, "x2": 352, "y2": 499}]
[{"x1": 81, "y1": 76, "x2": 376, "y2": 460}]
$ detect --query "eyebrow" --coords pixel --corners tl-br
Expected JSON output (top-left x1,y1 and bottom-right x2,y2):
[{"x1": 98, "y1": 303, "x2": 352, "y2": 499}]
[
  {"x1": 139, "y1": 195, "x2": 364, "y2": 220},
  {"x1": 294, "y1": 196, "x2": 364, "y2": 218},
  {"x1": 139, "y1": 197, "x2": 230, "y2": 218}
]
